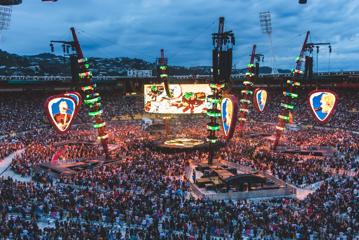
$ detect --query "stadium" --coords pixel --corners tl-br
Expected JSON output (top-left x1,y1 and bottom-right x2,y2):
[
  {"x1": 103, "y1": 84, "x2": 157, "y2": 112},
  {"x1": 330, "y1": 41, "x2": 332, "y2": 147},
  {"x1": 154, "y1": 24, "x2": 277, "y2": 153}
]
[{"x1": 0, "y1": 1, "x2": 358, "y2": 239}]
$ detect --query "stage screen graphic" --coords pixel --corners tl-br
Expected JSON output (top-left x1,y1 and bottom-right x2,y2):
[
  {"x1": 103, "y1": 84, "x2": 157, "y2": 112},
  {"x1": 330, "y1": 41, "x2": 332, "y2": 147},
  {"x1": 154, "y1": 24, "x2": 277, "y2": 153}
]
[
  {"x1": 221, "y1": 95, "x2": 238, "y2": 140},
  {"x1": 308, "y1": 90, "x2": 338, "y2": 124},
  {"x1": 144, "y1": 84, "x2": 212, "y2": 114},
  {"x1": 44, "y1": 95, "x2": 79, "y2": 134},
  {"x1": 254, "y1": 88, "x2": 268, "y2": 113}
]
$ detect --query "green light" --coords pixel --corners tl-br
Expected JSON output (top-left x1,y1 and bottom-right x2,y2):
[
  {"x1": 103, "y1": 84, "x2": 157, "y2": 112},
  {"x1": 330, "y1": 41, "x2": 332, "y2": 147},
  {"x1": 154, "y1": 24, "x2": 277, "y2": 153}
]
[
  {"x1": 291, "y1": 93, "x2": 298, "y2": 98},
  {"x1": 207, "y1": 124, "x2": 220, "y2": 131},
  {"x1": 280, "y1": 103, "x2": 294, "y2": 110},
  {"x1": 247, "y1": 63, "x2": 254, "y2": 68},
  {"x1": 241, "y1": 90, "x2": 253, "y2": 95},
  {"x1": 81, "y1": 84, "x2": 96, "y2": 91},
  {"x1": 93, "y1": 122, "x2": 106, "y2": 129},
  {"x1": 89, "y1": 110, "x2": 103, "y2": 117},
  {"x1": 286, "y1": 80, "x2": 300, "y2": 86},
  {"x1": 206, "y1": 110, "x2": 221, "y2": 118},
  {"x1": 206, "y1": 137, "x2": 218, "y2": 143},
  {"x1": 292, "y1": 69, "x2": 303, "y2": 75},
  {"x1": 97, "y1": 134, "x2": 108, "y2": 140},
  {"x1": 79, "y1": 71, "x2": 92, "y2": 78},
  {"x1": 239, "y1": 108, "x2": 249, "y2": 113},
  {"x1": 243, "y1": 81, "x2": 253, "y2": 86},
  {"x1": 245, "y1": 72, "x2": 254, "y2": 77},
  {"x1": 89, "y1": 102, "x2": 102, "y2": 109},
  {"x1": 159, "y1": 66, "x2": 167, "y2": 70},
  {"x1": 84, "y1": 63, "x2": 90, "y2": 69},
  {"x1": 283, "y1": 91, "x2": 298, "y2": 98},
  {"x1": 84, "y1": 97, "x2": 101, "y2": 105},
  {"x1": 278, "y1": 115, "x2": 290, "y2": 121},
  {"x1": 160, "y1": 74, "x2": 168, "y2": 78},
  {"x1": 208, "y1": 96, "x2": 221, "y2": 104},
  {"x1": 86, "y1": 93, "x2": 100, "y2": 99},
  {"x1": 82, "y1": 85, "x2": 93, "y2": 91},
  {"x1": 210, "y1": 83, "x2": 225, "y2": 89},
  {"x1": 240, "y1": 99, "x2": 251, "y2": 104}
]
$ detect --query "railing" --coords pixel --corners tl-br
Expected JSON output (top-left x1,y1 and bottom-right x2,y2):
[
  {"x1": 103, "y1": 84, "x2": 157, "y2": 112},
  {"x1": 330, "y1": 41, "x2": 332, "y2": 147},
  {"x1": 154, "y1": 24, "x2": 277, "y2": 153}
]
[
  {"x1": 1, "y1": 70, "x2": 359, "y2": 82},
  {"x1": 204, "y1": 188, "x2": 295, "y2": 201}
]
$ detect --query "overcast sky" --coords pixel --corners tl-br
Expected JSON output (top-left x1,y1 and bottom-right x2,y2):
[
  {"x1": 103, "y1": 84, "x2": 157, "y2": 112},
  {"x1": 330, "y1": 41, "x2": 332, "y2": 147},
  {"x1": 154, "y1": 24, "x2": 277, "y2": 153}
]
[{"x1": 0, "y1": 0, "x2": 358, "y2": 71}]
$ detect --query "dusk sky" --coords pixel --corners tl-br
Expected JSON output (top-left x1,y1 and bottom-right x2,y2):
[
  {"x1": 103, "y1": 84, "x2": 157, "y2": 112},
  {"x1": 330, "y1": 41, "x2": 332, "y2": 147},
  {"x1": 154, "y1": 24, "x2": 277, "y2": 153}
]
[{"x1": 0, "y1": 0, "x2": 358, "y2": 71}]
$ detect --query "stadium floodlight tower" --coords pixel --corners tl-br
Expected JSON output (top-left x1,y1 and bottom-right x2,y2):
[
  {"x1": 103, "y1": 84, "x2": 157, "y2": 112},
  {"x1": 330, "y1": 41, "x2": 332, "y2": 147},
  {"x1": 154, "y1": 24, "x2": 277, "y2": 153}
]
[
  {"x1": 207, "y1": 16, "x2": 235, "y2": 165},
  {"x1": 0, "y1": 6, "x2": 11, "y2": 31},
  {"x1": 0, "y1": 0, "x2": 21, "y2": 33},
  {"x1": 0, "y1": 0, "x2": 22, "y2": 5},
  {"x1": 259, "y1": 11, "x2": 277, "y2": 74}
]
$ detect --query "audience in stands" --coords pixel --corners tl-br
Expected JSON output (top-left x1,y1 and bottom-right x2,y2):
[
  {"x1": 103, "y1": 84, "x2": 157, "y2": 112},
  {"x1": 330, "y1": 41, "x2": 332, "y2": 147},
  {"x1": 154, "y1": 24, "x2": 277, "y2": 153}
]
[{"x1": 0, "y1": 90, "x2": 358, "y2": 239}]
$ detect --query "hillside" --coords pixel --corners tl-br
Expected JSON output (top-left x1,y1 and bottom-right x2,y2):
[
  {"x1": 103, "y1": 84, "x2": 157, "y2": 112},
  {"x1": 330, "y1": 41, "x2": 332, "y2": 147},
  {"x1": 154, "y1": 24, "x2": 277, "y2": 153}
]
[{"x1": 0, "y1": 49, "x2": 285, "y2": 76}]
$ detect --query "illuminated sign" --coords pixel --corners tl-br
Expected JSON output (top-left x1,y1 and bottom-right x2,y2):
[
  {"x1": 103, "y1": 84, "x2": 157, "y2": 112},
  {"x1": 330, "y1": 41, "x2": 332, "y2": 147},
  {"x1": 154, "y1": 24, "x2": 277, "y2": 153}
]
[
  {"x1": 308, "y1": 90, "x2": 338, "y2": 124},
  {"x1": 253, "y1": 88, "x2": 268, "y2": 112},
  {"x1": 44, "y1": 94, "x2": 79, "y2": 133},
  {"x1": 65, "y1": 91, "x2": 82, "y2": 108},
  {"x1": 221, "y1": 95, "x2": 238, "y2": 140},
  {"x1": 144, "y1": 84, "x2": 212, "y2": 114}
]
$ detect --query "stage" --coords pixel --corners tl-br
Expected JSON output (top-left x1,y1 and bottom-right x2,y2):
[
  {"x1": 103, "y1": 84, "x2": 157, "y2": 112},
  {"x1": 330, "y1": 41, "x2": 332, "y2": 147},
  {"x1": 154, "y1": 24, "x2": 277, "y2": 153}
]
[
  {"x1": 275, "y1": 145, "x2": 336, "y2": 157},
  {"x1": 153, "y1": 138, "x2": 209, "y2": 151},
  {"x1": 36, "y1": 159, "x2": 103, "y2": 176},
  {"x1": 186, "y1": 160, "x2": 296, "y2": 201}
]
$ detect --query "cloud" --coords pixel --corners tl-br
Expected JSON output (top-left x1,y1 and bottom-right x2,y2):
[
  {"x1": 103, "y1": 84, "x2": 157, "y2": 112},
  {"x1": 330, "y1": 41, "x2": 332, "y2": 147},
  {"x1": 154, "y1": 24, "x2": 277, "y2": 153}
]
[{"x1": 0, "y1": 0, "x2": 357, "y2": 70}]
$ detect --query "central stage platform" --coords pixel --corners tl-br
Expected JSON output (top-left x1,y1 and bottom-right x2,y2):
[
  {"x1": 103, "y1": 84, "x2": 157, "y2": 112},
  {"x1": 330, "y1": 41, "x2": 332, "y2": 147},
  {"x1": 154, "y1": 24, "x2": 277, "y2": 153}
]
[{"x1": 153, "y1": 138, "x2": 209, "y2": 151}]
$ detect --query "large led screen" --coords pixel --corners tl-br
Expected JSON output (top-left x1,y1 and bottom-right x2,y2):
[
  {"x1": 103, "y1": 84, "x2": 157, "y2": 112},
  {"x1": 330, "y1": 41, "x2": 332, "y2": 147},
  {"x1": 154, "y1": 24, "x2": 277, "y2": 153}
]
[{"x1": 144, "y1": 84, "x2": 212, "y2": 114}]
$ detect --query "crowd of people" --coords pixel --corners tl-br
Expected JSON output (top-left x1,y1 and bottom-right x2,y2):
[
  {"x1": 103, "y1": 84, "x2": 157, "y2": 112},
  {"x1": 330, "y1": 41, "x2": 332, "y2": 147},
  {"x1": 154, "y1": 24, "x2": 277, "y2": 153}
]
[
  {"x1": 248, "y1": 89, "x2": 359, "y2": 130},
  {"x1": 0, "y1": 88, "x2": 358, "y2": 239},
  {"x1": 0, "y1": 140, "x2": 24, "y2": 162},
  {"x1": 218, "y1": 123, "x2": 359, "y2": 186},
  {"x1": 0, "y1": 88, "x2": 358, "y2": 136},
  {"x1": 0, "y1": 149, "x2": 357, "y2": 239},
  {"x1": 0, "y1": 91, "x2": 143, "y2": 136}
]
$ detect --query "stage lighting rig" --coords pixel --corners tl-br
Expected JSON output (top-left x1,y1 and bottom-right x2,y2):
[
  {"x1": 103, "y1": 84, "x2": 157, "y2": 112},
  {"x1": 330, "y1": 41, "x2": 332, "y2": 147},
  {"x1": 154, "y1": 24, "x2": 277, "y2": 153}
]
[
  {"x1": 207, "y1": 17, "x2": 235, "y2": 165},
  {"x1": 49, "y1": 40, "x2": 75, "y2": 56},
  {"x1": 254, "y1": 53, "x2": 264, "y2": 77},
  {"x1": 305, "y1": 42, "x2": 332, "y2": 74}
]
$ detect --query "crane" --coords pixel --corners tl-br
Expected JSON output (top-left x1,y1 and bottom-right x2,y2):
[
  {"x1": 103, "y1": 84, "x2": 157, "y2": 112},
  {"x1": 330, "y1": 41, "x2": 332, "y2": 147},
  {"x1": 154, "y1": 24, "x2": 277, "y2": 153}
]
[
  {"x1": 273, "y1": 31, "x2": 310, "y2": 150},
  {"x1": 237, "y1": 45, "x2": 256, "y2": 136}
]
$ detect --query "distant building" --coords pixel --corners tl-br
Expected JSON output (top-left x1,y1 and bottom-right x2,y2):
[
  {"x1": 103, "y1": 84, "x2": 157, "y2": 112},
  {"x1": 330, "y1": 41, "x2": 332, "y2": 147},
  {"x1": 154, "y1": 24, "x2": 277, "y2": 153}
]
[
  {"x1": 127, "y1": 69, "x2": 152, "y2": 77},
  {"x1": 26, "y1": 65, "x2": 40, "y2": 71}
]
